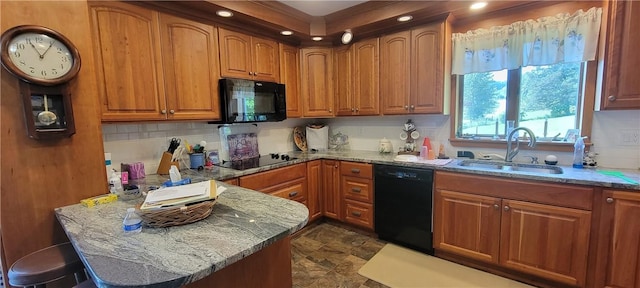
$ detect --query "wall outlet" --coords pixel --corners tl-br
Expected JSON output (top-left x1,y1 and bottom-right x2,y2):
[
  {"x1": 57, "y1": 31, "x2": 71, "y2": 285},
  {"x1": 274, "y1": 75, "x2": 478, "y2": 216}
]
[{"x1": 618, "y1": 129, "x2": 640, "y2": 146}]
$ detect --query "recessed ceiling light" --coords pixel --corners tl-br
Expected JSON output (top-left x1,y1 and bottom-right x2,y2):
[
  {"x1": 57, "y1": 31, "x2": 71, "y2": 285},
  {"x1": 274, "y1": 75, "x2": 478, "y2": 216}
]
[
  {"x1": 281, "y1": 31, "x2": 293, "y2": 36},
  {"x1": 470, "y1": 2, "x2": 488, "y2": 10},
  {"x1": 216, "y1": 10, "x2": 233, "y2": 17},
  {"x1": 312, "y1": 36, "x2": 323, "y2": 41},
  {"x1": 341, "y1": 30, "x2": 353, "y2": 44},
  {"x1": 397, "y1": 15, "x2": 413, "y2": 22}
]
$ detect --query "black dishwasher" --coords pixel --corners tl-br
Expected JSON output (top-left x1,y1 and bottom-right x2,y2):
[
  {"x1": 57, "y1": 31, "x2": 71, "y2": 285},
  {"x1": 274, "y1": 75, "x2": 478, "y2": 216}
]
[{"x1": 374, "y1": 164, "x2": 434, "y2": 254}]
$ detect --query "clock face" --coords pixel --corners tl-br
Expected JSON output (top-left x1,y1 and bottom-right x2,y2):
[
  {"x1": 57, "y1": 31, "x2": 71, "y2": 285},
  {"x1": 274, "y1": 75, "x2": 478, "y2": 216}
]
[{"x1": 7, "y1": 32, "x2": 74, "y2": 81}]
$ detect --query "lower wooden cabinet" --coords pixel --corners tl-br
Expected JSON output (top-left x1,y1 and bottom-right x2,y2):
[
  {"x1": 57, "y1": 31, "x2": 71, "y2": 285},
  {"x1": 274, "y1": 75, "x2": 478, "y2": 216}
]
[
  {"x1": 306, "y1": 160, "x2": 323, "y2": 222},
  {"x1": 321, "y1": 160, "x2": 341, "y2": 220},
  {"x1": 434, "y1": 171, "x2": 593, "y2": 287},
  {"x1": 344, "y1": 199, "x2": 373, "y2": 228},
  {"x1": 239, "y1": 163, "x2": 307, "y2": 205},
  {"x1": 595, "y1": 189, "x2": 640, "y2": 288},
  {"x1": 340, "y1": 162, "x2": 373, "y2": 230}
]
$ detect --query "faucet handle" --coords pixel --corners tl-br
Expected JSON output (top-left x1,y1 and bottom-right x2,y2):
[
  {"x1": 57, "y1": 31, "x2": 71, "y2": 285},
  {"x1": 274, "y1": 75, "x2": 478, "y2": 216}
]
[{"x1": 524, "y1": 156, "x2": 539, "y2": 164}]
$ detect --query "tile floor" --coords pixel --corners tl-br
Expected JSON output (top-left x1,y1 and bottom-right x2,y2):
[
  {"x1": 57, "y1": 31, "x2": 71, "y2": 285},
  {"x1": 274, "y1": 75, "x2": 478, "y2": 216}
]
[{"x1": 291, "y1": 221, "x2": 390, "y2": 288}]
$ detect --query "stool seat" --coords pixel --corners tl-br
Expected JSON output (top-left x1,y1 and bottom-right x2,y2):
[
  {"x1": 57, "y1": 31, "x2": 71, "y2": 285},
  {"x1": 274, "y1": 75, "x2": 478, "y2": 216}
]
[{"x1": 8, "y1": 242, "x2": 85, "y2": 287}]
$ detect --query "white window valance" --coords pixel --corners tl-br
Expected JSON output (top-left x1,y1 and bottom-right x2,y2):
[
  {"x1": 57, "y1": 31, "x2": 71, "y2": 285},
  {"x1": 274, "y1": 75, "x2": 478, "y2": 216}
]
[{"x1": 452, "y1": 7, "x2": 602, "y2": 75}]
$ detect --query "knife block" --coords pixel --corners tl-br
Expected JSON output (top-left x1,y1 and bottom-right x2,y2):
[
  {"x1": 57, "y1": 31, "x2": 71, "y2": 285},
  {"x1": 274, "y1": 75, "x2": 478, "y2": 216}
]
[{"x1": 157, "y1": 152, "x2": 179, "y2": 175}]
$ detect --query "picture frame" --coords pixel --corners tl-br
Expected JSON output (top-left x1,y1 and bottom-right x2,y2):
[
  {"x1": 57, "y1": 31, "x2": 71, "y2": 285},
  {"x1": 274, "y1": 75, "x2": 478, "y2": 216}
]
[{"x1": 564, "y1": 129, "x2": 580, "y2": 142}]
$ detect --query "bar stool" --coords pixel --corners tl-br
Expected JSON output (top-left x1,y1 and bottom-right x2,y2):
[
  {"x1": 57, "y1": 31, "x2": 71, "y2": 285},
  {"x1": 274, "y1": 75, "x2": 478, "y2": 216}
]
[
  {"x1": 8, "y1": 242, "x2": 87, "y2": 287},
  {"x1": 73, "y1": 279, "x2": 97, "y2": 288}
]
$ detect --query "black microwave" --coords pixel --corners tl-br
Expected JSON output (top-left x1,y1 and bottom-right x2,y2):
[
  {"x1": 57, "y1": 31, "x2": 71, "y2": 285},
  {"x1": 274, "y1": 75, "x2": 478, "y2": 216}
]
[{"x1": 218, "y1": 78, "x2": 287, "y2": 124}]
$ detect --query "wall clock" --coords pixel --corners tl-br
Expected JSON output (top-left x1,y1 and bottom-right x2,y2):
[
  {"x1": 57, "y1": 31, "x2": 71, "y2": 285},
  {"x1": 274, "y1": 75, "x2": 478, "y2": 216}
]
[{"x1": 1, "y1": 25, "x2": 81, "y2": 139}]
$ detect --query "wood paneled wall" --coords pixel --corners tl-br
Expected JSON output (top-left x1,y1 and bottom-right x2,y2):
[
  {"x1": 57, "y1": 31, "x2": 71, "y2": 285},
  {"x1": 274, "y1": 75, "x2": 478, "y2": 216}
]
[{"x1": 1, "y1": 1, "x2": 106, "y2": 287}]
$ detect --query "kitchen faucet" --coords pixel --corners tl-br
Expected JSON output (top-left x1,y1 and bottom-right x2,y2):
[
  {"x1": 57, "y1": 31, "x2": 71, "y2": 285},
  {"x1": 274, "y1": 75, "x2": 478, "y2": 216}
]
[{"x1": 505, "y1": 127, "x2": 537, "y2": 162}]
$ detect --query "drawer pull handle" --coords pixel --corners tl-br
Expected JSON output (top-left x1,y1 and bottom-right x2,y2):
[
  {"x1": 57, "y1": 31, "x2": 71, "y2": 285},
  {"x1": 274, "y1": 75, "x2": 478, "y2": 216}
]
[
  {"x1": 288, "y1": 191, "x2": 298, "y2": 198},
  {"x1": 504, "y1": 206, "x2": 510, "y2": 212},
  {"x1": 606, "y1": 197, "x2": 614, "y2": 204},
  {"x1": 351, "y1": 211, "x2": 362, "y2": 217},
  {"x1": 493, "y1": 204, "x2": 499, "y2": 210},
  {"x1": 351, "y1": 168, "x2": 360, "y2": 174},
  {"x1": 351, "y1": 187, "x2": 361, "y2": 193}
]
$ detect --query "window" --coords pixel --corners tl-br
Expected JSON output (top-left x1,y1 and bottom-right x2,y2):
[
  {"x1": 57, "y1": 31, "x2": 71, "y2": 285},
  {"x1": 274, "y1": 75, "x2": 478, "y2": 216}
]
[{"x1": 457, "y1": 61, "x2": 584, "y2": 141}]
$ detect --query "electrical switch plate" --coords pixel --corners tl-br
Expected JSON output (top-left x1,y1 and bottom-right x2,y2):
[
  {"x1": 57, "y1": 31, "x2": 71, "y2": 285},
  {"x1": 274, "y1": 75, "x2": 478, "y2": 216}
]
[{"x1": 618, "y1": 129, "x2": 640, "y2": 146}]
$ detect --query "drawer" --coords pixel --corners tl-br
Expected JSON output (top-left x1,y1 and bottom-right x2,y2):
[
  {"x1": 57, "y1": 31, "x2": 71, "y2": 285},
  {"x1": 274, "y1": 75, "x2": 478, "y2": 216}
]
[
  {"x1": 239, "y1": 163, "x2": 306, "y2": 190},
  {"x1": 340, "y1": 161, "x2": 372, "y2": 179},
  {"x1": 266, "y1": 179, "x2": 307, "y2": 203},
  {"x1": 344, "y1": 199, "x2": 374, "y2": 229},
  {"x1": 342, "y1": 176, "x2": 373, "y2": 203},
  {"x1": 221, "y1": 178, "x2": 238, "y2": 185}
]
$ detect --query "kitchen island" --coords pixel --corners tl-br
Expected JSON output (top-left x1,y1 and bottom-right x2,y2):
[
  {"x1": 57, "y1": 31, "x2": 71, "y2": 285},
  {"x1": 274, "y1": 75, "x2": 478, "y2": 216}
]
[{"x1": 55, "y1": 182, "x2": 308, "y2": 288}]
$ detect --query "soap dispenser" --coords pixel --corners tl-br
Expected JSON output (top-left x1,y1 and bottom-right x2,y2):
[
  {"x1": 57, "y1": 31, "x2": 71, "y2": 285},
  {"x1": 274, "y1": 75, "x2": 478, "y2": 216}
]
[{"x1": 572, "y1": 136, "x2": 586, "y2": 168}]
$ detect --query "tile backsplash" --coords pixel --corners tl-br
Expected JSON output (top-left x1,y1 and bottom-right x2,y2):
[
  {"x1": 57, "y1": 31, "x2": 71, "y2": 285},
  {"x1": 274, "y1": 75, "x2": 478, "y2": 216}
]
[{"x1": 103, "y1": 110, "x2": 639, "y2": 174}]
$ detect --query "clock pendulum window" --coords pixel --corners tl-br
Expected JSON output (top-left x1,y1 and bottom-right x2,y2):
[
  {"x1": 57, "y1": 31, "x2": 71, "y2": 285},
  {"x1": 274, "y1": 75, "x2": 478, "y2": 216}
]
[{"x1": 1, "y1": 25, "x2": 81, "y2": 139}]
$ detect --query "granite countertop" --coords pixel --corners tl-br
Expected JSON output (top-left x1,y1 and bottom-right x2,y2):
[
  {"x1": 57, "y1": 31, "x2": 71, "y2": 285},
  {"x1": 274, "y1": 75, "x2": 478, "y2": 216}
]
[
  {"x1": 161, "y1": 150, "x2": 639, "y2": 191},
  {"x1": 55, "y1": 183, "x2": 308, "y2": 288}
]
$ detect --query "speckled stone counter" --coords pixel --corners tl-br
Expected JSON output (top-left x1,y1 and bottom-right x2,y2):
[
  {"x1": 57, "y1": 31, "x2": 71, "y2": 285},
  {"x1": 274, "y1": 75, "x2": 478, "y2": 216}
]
[
  {"x1": 55, "y1": 183, "x2": 308, "y2": 288},
  {"x1": 150, "y1": 150, "x2": 639, "y2": 191}
]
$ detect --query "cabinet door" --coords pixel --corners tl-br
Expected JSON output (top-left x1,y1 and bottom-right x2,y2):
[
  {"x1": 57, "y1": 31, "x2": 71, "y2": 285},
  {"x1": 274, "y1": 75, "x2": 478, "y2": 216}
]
[
  {"x1": 333, "y1": 45, "x2": 354, "y2": 116},
  {"x1": 279, "y1": 44, "x2": 301, "y2": 118},
  {"x1": 321, "y1": 160, "x2": 341, "y2": 220},
  {"x1": 602, "y1": 0, "x2": 640, "y2": 109},
  {"x1": 306, "y1": 160, "x2": 323, "y2": 222},
  {"x1": 380, "y1": 31, "x2": 411, "y2": 115},
  {"x1": 89, "y1": 2, "x2": 166, "y2": 121},
  {"x1": 353, "y1": 38, "x2": 379, "y2": 115},
  {"x1": 433, "y1": 190, "x2": 501, "y2": 263},
  {"x1": 500, "y1": 199, "x2": 591, "y2": 286},
  {"x1": 218, "y1": 28, "x2": 252, "y2": 79},
  {"x1": 159, "y1": 13, "x2": 220, "y2": 120},
  {"x1": 251, "y1": 36, "x2": 279, "y2": 82},
  {"x1": 301, "y1": 48, "x2": 334, "y2": 117},
  {"x1": 599, "y1": 190, "x2": 640, "y2": 288},
  {"x1": 411, "y1": 23, "x2": 445, "y2": 114}
]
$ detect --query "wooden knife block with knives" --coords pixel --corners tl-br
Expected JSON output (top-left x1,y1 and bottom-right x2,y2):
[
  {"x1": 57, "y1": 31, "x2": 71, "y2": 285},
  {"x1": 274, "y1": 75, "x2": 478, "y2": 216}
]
[
  {"x1": 158, "y1": 138, "x2": 181, "y2": 175},
  {"x1": 157, "y1": 152, "x2": 179, "y2": 175}
]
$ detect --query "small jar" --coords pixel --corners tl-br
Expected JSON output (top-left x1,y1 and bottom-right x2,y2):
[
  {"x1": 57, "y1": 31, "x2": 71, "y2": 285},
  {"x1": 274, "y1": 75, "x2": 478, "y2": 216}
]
[{"x1": 379, "y1": 138, "x2": 393, "y2": 153}]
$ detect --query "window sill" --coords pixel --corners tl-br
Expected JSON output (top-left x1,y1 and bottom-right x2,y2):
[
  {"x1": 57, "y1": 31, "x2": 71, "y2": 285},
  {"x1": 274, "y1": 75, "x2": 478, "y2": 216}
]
[{"x1": 449, "y1": 138, "x2": 592, "y2": 152}]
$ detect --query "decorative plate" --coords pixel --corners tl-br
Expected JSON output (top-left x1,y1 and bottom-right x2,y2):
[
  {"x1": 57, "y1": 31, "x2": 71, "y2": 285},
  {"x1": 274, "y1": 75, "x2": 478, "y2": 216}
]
[
  {"x1": 293, "y1": 127, "x2": 307, "y2": 151},
  {"x1": 410, "y1": 130, "x2": 420, "y2": 140}
]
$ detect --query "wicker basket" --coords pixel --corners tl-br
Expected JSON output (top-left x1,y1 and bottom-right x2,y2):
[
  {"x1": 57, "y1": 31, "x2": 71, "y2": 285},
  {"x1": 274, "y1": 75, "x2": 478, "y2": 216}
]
[{"x1": 137, "y1": 199, "x2": 217, "y2": 228}]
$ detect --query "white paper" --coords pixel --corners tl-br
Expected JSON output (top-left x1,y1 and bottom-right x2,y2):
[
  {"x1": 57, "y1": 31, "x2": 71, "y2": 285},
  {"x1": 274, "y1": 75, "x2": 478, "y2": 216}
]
[{"x1": 145, "y1": 181, "x2": 209, "y2": 203}]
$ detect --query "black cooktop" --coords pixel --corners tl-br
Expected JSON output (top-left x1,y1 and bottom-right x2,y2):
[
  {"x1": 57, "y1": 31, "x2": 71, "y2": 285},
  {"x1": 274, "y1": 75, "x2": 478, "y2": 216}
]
[{"x1": 215, "y1": 154, "x2": 298, "y2": 170}]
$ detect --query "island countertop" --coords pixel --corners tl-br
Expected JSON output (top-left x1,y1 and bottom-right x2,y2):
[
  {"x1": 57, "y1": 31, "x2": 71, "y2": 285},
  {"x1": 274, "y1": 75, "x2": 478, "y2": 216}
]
[{"x1": 55, "y1": 183, "x2": 308, "y2": 288}]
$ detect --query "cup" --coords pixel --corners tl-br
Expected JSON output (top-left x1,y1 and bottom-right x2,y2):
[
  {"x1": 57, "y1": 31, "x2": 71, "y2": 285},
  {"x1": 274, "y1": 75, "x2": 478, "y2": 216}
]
[{"x1": 189, "y1": 153, "x2": 205, "y2": 169}]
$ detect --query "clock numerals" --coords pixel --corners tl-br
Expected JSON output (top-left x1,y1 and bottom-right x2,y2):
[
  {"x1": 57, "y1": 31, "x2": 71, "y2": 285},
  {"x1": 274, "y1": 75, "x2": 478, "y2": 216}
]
[
  {"x1": 51, "y1": 68, "x2": 58, "y2": 76},
  {"x1": 29, "y1": 67, "x2": 36, "y2": 74},
  {"x1": 13, "y1": 51, "x2": 21, "y2": 58},
  {"x1": 16, "y1": 43, "x2": 25, "y2": 50},
  {"x1": 19, "y1": 60, "x2": 26, "y2": 66},
  {"x1": 61, "y1": 56, "x2": 68, "y2": 63}
]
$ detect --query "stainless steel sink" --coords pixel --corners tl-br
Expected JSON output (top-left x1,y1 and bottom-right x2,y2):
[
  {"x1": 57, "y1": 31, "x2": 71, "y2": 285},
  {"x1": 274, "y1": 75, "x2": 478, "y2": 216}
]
[{"x1": 458, "y1": 160, "x2": 563, "y2": 174}]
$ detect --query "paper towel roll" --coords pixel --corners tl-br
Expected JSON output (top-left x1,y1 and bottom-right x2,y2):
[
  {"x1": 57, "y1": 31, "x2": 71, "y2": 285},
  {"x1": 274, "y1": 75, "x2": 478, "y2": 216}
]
[{"x1": 306, "y1": 126, "x2": 328, "y2": 150}]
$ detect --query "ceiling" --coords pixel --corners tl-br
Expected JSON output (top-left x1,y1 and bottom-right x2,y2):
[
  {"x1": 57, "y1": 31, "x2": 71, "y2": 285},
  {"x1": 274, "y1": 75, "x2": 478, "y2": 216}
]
[{"x1": 277, "y1": 0, "x2": 369, "y2": 16}]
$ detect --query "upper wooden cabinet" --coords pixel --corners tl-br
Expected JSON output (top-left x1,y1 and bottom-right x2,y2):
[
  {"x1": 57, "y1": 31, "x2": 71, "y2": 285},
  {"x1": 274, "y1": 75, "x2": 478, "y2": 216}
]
[
  {"x1": 334, "y1": 38, "x2": 380, "y2": 116},
  {"x1": 89, "y1": 2, "x2": 221, "y2": 121},
  {"x1": 89, "y1": 2, "x2": 165, "y2": 121},
  {"x1": 279, "y1": 44, "x2": 302, "y2": 118},
  {"x1": 434, "y1": 171, "x2": 593, "y2": 287},
  {"x1": 601, "y1": 0, "x2": 640, "y2": 110},
  {"x1": 158, "y1": 13, "x2": 220, "y2": 120},
  {"x1": 301, "y1": 48, "x2": 334, "y2": 117},
  {"x1": 380, "y1": 20, "x2": 451, "y2": 114},
  {"x1": 595, "y1": 190, "x2": 640, "y2": 288},
  {"x1": 218, "y1": 28, "x2": 279, "y2": 82}
]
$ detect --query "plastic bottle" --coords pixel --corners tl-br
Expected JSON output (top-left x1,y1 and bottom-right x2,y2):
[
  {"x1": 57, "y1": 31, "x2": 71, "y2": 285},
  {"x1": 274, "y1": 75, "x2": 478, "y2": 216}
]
[
  {"x1": 109, "y1": 170, "x2": 123, "y2": 194},
  {"x1": 123, "y1": 208, "x2": 142, "y2": 234},
  {"x1": 572, "y1": 136, "x2": 585, "y2": 168}
]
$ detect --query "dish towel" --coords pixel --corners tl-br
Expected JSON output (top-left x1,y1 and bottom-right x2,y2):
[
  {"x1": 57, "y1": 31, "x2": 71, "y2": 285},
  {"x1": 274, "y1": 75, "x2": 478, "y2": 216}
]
[{"x1": 307, "y1": 126, "x2": 328, "y2": 150}]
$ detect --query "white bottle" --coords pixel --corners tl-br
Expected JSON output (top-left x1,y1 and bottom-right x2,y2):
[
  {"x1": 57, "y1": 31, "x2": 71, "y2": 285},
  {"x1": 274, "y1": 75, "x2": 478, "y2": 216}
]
[
  {"x1": 123, "y1": 208, "x2": 142, "y2": 234},
  {"x1": 109, "y1": 170, "x2": 123, "y2": 194}
]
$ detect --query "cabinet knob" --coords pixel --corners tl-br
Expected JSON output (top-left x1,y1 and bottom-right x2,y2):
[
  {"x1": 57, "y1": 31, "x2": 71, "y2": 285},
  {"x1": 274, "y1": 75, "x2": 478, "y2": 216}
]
[
  {"x1": 351, "y1": 108, "x2": 355, "y2": 112},
  {"x1": 355, "y1": 108, "x2": 359, "y2": 112},
  {"x1": 404, "y1": 105, "x2": 409, "y2": 110},
  {"x1": 161, "y1": 109, "x2": 167, "y2": 114},
  {"x1": 351, "y1": 211, "x2": 362, "y2": 217},
  {"x1": 608, "y1": 95, "x2": 616, "y2": 102},
  {"x1": 334, "y1": 165, "x2": 338, "y2": 168},
  {"x1": 248, "y1": 72, "x2": 253, "y2": 75},
  {"x1": 410, "y1": 105, "x2": 415, "y2": 110},
  {"x1": 289, "y1": 191, "x2": 298, "y2": 198},
  {"x1": 504, "y1": 206, "x2": 510, "y2": 211},
  {"x1": 351, "y1": 187, "x2": 361, "y2": 193},
  {"x1": 493, "y1": 204, "x2": 499, "y2": 210},
  {"x1": 351, "y1": 168, "x2": 360, "y2": 174},
  {"x1": 606, "y1": 197, "x2": 614, "y2": 204},
  {"x1": 329, "y1": 109, "x2": 332, "y2": 113},
  {"x1": 169, "y1": 109, "x2": 175, "y2": 114}
]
